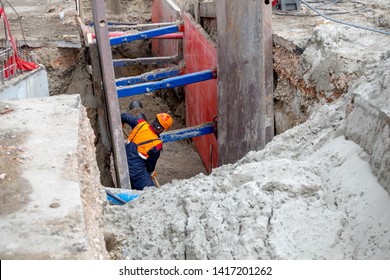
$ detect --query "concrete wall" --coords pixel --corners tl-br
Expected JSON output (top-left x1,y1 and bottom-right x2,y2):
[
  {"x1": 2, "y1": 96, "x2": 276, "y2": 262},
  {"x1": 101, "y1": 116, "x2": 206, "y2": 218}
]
[{"x1": 0, "y1": 68, "x2": 49, "y2": 100}]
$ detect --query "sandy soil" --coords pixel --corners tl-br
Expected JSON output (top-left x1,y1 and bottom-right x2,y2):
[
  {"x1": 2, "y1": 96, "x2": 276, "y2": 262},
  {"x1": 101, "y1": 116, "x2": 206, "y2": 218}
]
[{"x1": 104, "y1": 55, "x2": 390, "y2": 260}]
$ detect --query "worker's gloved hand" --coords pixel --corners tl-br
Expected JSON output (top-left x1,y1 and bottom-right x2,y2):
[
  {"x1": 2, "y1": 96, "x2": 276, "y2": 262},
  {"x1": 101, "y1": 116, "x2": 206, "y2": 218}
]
[{"x1": 150, "y1": 171, "x2": 157, "y2": 179}]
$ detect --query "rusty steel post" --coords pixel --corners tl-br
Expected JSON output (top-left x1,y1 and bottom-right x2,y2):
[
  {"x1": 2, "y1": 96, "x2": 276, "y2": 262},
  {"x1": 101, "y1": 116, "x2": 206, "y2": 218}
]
[
  {"x1": 217, "y1": 0, "x2": 274, "y2": 165},
  {"x1": 91, "y1": 0, "x2": 131, "y2": 189}
]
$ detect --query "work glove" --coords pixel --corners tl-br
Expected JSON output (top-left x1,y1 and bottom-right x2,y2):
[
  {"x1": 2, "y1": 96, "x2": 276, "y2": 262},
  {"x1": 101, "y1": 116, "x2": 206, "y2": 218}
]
[{"x1": 150, "y1": 171, "x2": 157, "y2": 179}]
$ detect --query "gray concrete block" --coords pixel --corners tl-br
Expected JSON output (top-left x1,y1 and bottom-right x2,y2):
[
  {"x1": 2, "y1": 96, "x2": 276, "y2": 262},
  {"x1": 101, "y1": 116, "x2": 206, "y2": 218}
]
[
  {"x1": 280, "y1": 0, "x2": 301, "y2": 11},
  {"x1": 0, "y1": 95, "x2": 107, "y2": 259}
]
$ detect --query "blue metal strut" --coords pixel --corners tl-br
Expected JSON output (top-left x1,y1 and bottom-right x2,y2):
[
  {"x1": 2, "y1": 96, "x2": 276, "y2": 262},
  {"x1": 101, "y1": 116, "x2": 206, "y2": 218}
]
[
  {"x1": 113, "y1": 56, "x2": 179, "y2": 67},
  {"x1": 160, "y1": 123, "x2": 215, "y2": 143},
  {"x1": 110, "y1": 24, "x2": 182, "y2": 45},
  {"x1": 115, "y1": 68, "x2": 181, "y2": 87},
  {"x1": 117, "y1": 70, "x2": 216, "y2": 98}
]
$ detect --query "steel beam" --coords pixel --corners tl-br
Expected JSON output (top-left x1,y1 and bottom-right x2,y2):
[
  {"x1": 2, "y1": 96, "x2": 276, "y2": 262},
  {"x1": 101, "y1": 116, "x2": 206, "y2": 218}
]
[
  {"x1": 113, "y1": 55, "x2": 179, "y2": 67},
  {"x1": 109, "y1": 24, "x2": 183, "y2": 45},
  {"x1": 88, "y1": 44, "x2": 115, "y2": 187},
  {"x1": 153, "y1": 33, "x2": 183, "y2": 39},
  {"x1": 108, "y1": 21, "x2": 180, "y2": 31},
  {"x1": 91, "y1": 31, "x2": 183, "y2": 40},
  {"x1": 117, "y1": 70, "x2": 216, "y2": 98},
  {"x1": 217, "y1": 0, "x2": 274, "y2": 165},
  {"x1": 91, "y1": 0, "x2": 131, "y2": 189},
  {"x1": 115, "y1": 67, "x2": 181, "y2": 87},
  {"x1": 160, "y1": 123, "x2": 215, "y2": 143},
  {"x1": 89, "y1": 21, "x2": 180, "y2": 28}
]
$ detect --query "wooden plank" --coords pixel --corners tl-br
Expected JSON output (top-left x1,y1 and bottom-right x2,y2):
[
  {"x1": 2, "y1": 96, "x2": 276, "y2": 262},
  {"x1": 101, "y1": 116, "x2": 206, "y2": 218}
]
[
  {"x1": 216, "y1": 0, "x2": 274, "y2": 165},
  {"x1": 0, "y1": 108, "x2": 13, "y2": 114},
  {"x1": 199, "y1": 1, "x2": 216, "y2": 18}
]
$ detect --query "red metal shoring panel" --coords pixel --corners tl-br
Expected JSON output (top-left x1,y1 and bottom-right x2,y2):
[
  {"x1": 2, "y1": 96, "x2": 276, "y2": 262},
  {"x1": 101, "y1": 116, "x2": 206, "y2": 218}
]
[
  {"x1": 151, "y1": 0, "x2": 179, "y2": 57},
  {"x1": 152, "y1": 1, "x2": 218, "y2": 173},
  {"x1": 183, "y1": 13, "x2": 218, "y2": 173}
]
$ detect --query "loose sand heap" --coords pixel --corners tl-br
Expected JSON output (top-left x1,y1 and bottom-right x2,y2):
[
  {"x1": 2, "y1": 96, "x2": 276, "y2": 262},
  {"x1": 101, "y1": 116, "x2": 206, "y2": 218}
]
[{"x1": 104, "y1": 53, "x2": 390, "y2": 260}]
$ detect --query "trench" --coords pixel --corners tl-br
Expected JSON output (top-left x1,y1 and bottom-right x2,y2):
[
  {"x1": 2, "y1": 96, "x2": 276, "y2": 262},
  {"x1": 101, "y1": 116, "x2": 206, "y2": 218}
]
[
  {"x1": 110, "y1": 48, "x2": 208, "y2": 187},
  {"x1": 47, "y1": 1, "x2": 213, "y2": 188},
  {"x1": 44, "y1": 1, "x2": 317, "y2": 189},
  {"x1": 15, "y1": 1, "x2": 342, "y2": 190}
]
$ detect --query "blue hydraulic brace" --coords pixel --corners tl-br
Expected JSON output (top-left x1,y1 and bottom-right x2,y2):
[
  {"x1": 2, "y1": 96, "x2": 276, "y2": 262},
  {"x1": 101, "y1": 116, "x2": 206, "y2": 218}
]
[
  {"x1": 117, "y1": 70, "x2": 216, "y2": 98},
  {"x1": 115, "y1": 68, "x2": 181, "y2": 87},
  {"x1": 113, "y1": 56, "x2": 178, "y2": 67},
  {"x1": 110, "y1": 24, "x2": 182, "y2": 45},
  {"x1": 160, "y1": 123, "x2": 215, "y2": 143}
]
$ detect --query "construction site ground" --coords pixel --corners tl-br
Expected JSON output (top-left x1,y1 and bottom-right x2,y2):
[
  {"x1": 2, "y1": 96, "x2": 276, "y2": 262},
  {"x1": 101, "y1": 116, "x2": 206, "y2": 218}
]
[{"x1": 1, "y1": 0, "x2": 390, "y2": 261}]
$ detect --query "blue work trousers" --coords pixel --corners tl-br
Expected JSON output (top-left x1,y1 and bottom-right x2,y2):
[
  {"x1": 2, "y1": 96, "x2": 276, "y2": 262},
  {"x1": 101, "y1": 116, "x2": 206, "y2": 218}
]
[{"x1": 125, "y1": 142, "x2": 155, "y2": 190}]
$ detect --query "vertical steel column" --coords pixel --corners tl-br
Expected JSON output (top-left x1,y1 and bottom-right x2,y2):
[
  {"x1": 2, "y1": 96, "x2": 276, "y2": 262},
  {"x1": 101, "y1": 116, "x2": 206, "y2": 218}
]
[
  {"x1": 91, "y1": 0, "x2": 131, "y2": 189},
  {"x1": 89, "y1": 44, "x2": 115, "y2": 188},
  {"x1": 217, "y1": 0, "x2": 274, "y2": 165}
]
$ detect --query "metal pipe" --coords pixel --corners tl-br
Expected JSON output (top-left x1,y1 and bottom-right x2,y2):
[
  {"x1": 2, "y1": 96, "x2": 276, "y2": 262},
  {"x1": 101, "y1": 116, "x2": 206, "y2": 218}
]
[
  {"x1": 115, "y1": 67, "x2": 181, "y2": 87},
  {"x1": 109, "y1": 24, "x2": 184, "y2": 45},
  {"x1": 113, "y1": 55, "x2": 179, "y2": 67},
  {"x1": 91, "y1": 32, "x2": 183, "y2": 40},
  {"x1": 117, "y1": 69, "x2": 217, "y2": 98},
  {"x1": 160, "y1": 123, "x2": 215, "y2": 143}
]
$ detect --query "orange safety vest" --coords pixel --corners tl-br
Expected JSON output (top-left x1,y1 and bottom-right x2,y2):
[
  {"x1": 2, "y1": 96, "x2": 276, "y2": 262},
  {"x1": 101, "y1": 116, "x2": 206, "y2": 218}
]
[{"x1": 128, "y1": 121, "x2": 162, "y2": 159}]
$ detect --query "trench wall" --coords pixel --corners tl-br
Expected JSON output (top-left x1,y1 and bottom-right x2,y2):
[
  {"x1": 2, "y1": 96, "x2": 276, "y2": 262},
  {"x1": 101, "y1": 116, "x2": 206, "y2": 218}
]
[
  {"x1": 152, "y1": 0, "x2": 218, "y2": 173},
  {"x1": 151, "y1": 0, "x2": 181, "y2": 57}
]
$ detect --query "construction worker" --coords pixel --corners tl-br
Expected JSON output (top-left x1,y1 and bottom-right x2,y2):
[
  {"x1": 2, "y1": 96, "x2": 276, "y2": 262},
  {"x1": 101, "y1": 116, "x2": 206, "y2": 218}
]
[{"x1": 121, "y1": 112, "x2": 173, "y2": 190}]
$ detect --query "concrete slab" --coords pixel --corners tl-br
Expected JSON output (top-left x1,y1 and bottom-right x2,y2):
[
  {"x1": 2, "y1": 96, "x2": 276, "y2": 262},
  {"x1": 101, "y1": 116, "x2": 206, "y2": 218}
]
[
  {"x1": 0, "y1": 68, "x2": 49, "y2": 100},
  {"x1": 0, "y1": 95, "x2": 107, "y2": 259}
]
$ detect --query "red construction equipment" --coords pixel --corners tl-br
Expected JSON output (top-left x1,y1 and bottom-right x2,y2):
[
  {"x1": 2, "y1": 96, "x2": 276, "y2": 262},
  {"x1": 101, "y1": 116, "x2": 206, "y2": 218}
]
[{"x1": 0, "y1": 7, "x2": 38, "y2": 79}]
